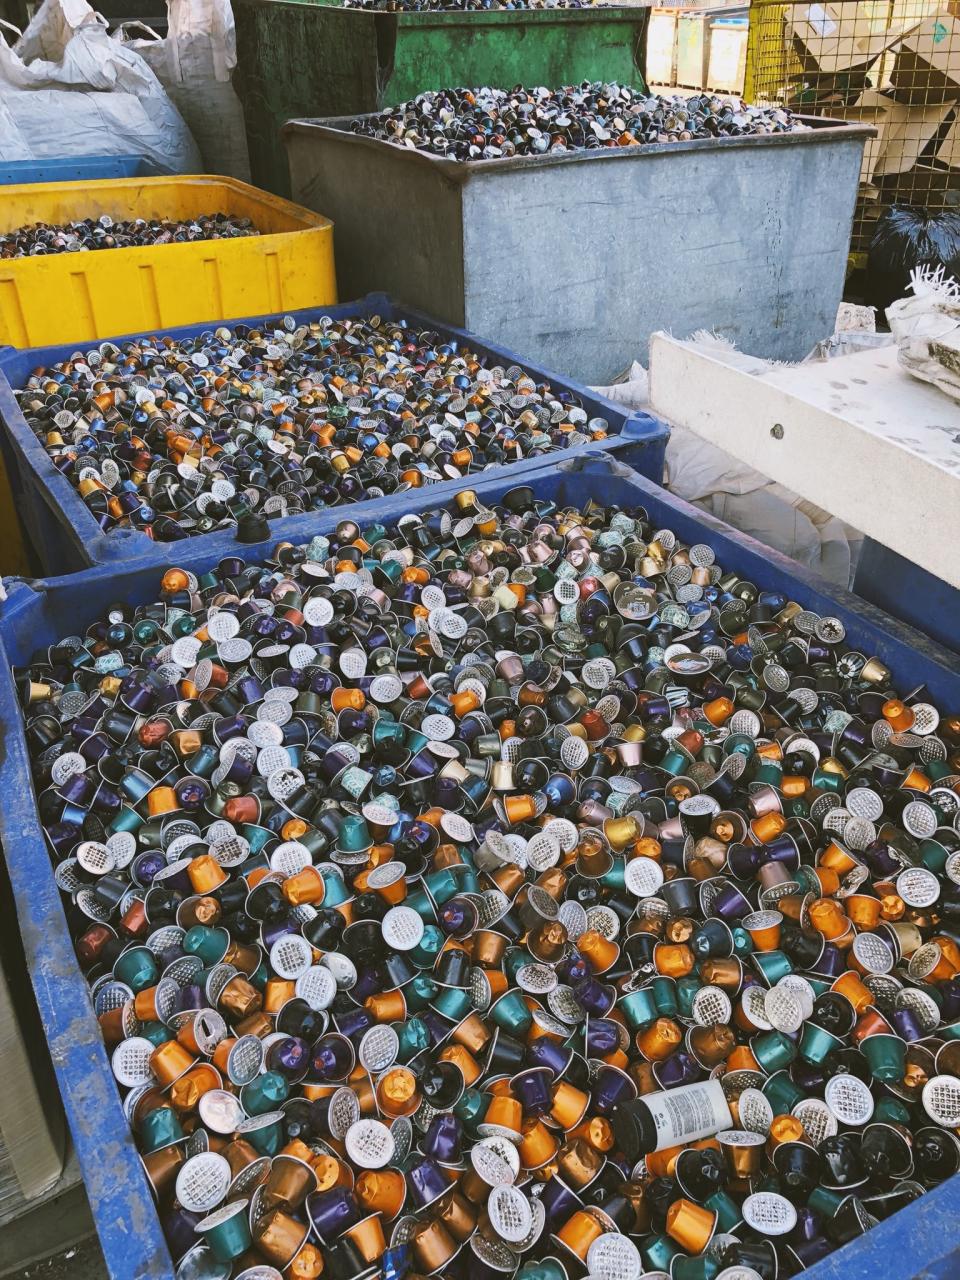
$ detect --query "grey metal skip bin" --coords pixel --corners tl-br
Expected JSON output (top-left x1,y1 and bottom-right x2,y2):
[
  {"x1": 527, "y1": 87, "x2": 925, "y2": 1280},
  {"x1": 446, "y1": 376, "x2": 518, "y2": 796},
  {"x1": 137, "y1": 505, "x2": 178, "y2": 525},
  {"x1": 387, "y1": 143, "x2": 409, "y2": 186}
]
[{"x1": 283, "y1": 116, "x2": 874, "y2": 383}]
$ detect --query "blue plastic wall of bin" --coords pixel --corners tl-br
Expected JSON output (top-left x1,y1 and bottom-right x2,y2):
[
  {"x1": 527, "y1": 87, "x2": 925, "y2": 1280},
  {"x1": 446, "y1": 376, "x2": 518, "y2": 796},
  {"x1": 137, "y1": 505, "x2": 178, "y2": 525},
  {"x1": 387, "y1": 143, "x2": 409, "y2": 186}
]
[
  {"x1": 852, "y1": 541, "x2": 960, "y2": 658},
  {"x1": 1, "y1": 453, "x2": 959, "y2": 1280},
  {"x1": 0, "y1": 156, "x2": 168, "y2": 185},
  {"x1": 0, "y1": 292, "x2": 668, "y2": 575}
]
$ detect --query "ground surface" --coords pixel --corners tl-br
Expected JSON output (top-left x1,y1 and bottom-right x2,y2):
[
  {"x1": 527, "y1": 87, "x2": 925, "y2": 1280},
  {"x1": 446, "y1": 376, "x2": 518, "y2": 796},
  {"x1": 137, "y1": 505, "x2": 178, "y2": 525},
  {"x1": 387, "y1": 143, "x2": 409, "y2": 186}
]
[{"x1": 14, "y1": 1238, "x2": 106, "y2": 1280}]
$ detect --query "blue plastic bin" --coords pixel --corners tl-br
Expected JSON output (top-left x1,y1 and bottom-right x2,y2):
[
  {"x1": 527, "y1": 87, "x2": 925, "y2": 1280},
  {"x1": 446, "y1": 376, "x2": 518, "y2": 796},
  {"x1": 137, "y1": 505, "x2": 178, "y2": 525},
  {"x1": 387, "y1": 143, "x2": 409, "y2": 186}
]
[
  {"x1": 0, "y1": 453, "x2": 959, "y2": 1280},
  {"x1": 852, "y1": 542, "x2": 960, "y2": 658},
  {"x1": 0, "y1": 293, "x2": 668, "y2": 576},
  {"x1": 0, "y1": 155, "x2": 168, "y2": 186}
]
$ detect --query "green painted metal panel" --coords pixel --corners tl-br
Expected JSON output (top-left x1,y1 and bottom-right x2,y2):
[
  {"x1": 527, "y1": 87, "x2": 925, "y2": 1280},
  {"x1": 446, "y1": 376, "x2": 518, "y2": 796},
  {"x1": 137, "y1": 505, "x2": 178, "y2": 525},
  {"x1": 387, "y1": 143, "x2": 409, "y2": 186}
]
[{"x1": 232, "y1": 0, "x2": 648, "y2": 195}]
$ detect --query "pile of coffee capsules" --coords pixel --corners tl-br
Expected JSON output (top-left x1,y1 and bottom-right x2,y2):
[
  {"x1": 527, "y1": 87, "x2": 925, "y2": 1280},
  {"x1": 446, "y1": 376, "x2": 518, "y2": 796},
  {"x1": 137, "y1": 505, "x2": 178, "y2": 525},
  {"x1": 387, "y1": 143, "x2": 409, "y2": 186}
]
[
  {"x1": 15, "y1": 314, "x2": 608, "y2": 545},
  {"x1": 20, "y1": 488, "x2": 960, "y2": 1280},
  {"x1": 0, "y1": 213, "x2": 259, "y2": 258},
  {"x1": 349, "y1": 85, "x2": 805, "y2": 160}
]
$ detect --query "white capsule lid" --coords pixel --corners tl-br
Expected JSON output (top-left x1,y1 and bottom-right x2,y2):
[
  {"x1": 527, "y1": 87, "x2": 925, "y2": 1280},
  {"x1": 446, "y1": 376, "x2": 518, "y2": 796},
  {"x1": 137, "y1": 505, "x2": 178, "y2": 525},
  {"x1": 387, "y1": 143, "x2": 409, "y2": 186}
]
[
  {"x1": 624, "y1": 856, "x2": 665, "y2": 898},
  {"x1": 561, "y1": 737, "x2": 590, "y2": 771},
  {"x1": 268, "y1": 840, "x2": 312, "y2": 875},
  {"x1": 345, "y1": 1118, "x2": 395, "y2": 1169},
  {"x1": 517, "y1": 962, "x2": 558, "y2": 995},
  {"x1": 545, "y1": 817, "x2": 579, "y2": 853},
  {"x1": 851, "y1": 931, "x2": 894, "y2": 976},
  {"x1": 175, "y1": 1152, "x2": 232, "y2": 1213},
  {"x1": 547, "y1": 985, "x2": 585, "y2": 1024},
  {"x1": 922, "y1": 1074, "x2": 960, "y2": 1126},
  {"x1": 824, "y1": 1073, "x2": 875, "y2": 1126},
  {"x1": 95, "y1": 981, "x2": 133, "y2": 1016},
  {"x1": 196, "y1": 1198, "x2": 249, "y2": 1232},
  {"x1": 269, "y1": 933, "x2": 313, "y2": 979},
  {"x1": 365, "y1": 858, "x2": 405, "y2": 888},
  {"x1": 471, "y1": 1236, "x2": 518, "y2": 1272},
  {"x1": 692, "y1": 985, "x2": 733, "y2": 1027},
  {"x1": 845, "y1": 788, "x2": 884, "y2": 821},
  {"x1": 359, "y1": 1024, "x2": 400, "y2": 1073},
  {"x1": 738, "y1": 1088, "x2": 774, "y2": 1135},
  {"x1": 763, "y1": 986, "x2": 803, "y2": 1034},
  {"x1": 112, "y1": 1036, "x2": 155, "y2": 1088},
  {"x1": 487, "y1": 1184, "x2": 533, "y2": 1243},
  {"x1": 897, "y1": 987, "x2": 941, "y2": 1035},
  {"x1": 897, "y1": 866, "x2": 940, "y2": 908},
  {"x1": 198, "y1": 1089, "x2": 245, "y2": 1135},
  {"x1": 229, "y1": 1156, "x2": 270, "y2": 1199},
  {"x1": 527, "y1": 832, "x2": 562, "y2": 872},
  {"x1": 236, "y1": 1112, "x2": 283, "y2": 1139},
  {"x1": 295, "y1": 964, "x2": 338, "y2": 1011},
  {"x1": 227, "y1": 1035, "x2": 265, "y2": 1086},
  {"x1": 441, "y1": 812, "x2": 474, "y2": 844},
  {"x1": 776, "y1": 973, "x2": 816, "y2": 1021},
  {"x1": 390, "y1": 1115, "x2": 414, "y2": 1165},
  {"x1": 382, "y1": 905, "x2": 425, "y2": 951},
  {"x1": 792, "y1": 1096, "x2": 838, "y2": 1147},
  {"x1": 741, "y1": 1192, "x2": 797, "y2": 1236},
  {"x1": 322, "y1": 950, "x2": 357, "y2": 989},
  {"x1": 585, "y1": 1231, "x2": 643, "y2": 1280},
  {"x1": 470, "y1": 1142, "x2": 515, "y2": 1187},
  {"x1": 741, "y1": 984, "x2": 772, "y2": 1031},
  {"x1": 508, "y1": 1195, "x2": 546, "y2": 1254},
  {"x1": 586, "y1": 904, "x2": 619, "y2": 940},
  {"x1": 901, "y1": 802, "x2": 938, "y2": 841},
  {"x1": 328, "y1": 1086, "x2": 361, "y2": 1141},
  {"x1": 557, "y1": 899, "x2": 588, "y2": 940}
]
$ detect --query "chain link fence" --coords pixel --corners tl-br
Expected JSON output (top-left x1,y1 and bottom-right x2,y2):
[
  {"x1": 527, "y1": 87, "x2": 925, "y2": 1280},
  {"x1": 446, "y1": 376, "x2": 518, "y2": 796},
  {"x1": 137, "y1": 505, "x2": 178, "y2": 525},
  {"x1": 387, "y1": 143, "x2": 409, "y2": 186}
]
[{"x1": 746, "y1": 0, "x2": 960, "y2": 261}]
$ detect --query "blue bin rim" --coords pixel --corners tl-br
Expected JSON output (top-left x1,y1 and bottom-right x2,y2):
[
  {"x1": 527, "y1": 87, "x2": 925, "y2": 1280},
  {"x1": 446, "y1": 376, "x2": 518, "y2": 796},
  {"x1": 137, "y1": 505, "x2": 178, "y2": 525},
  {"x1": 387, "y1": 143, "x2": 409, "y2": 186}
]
[
  {"x1": 0, "y1": 154, "x2": 170, "y2": 183},
  {"x1": 7, "y1": 450, "x2": 955, "y2": 702},
  {"x1": 1, "y1": 454, "x2": 959, "y2": 1280},
  {"x1": 0, "y1": 291, "x2": 666, "y2": 569}
]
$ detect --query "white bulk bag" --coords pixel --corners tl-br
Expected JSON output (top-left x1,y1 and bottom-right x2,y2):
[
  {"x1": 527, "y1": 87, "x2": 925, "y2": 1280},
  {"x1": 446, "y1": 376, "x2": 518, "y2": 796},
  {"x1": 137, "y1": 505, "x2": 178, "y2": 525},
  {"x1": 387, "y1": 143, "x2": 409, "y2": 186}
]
[
  {"x1": 116, "y1": 0, "x2": 250, "y2": 181},
  {"x1": 0, "y1": 0, "x2": 200, "y2": 171}
]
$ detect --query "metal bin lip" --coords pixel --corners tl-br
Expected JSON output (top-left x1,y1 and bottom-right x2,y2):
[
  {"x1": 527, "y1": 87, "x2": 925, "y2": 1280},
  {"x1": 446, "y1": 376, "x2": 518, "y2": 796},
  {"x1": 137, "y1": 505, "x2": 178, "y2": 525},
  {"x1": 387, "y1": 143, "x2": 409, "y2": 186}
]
[
  {"x1": 232, "y1": 0, "x2": 648, "y2": 22},
  {"x1": 282, "y1": 113, "x2": 878, "y2": 183}
]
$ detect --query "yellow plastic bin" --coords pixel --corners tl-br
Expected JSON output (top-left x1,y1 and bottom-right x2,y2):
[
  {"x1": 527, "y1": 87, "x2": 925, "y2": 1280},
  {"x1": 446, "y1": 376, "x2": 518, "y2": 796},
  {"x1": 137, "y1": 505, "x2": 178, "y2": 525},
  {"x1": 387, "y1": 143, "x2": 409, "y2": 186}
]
[{"x1": 0, "y1": 175, "x2": 336, "y2": 348}]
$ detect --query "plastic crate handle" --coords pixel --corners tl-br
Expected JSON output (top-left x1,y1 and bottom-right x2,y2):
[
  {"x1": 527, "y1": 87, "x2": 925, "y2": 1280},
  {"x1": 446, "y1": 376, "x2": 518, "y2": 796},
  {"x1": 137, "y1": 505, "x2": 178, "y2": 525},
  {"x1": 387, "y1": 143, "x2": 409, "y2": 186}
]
[
  {"x1": 0, "y1": 576, "x2": 43, "y2": 620},
  {"x1": 557, "y1": 452, "x2": 641, "y2": 481},
  {"x1": 621, "y1": 411, "x2": 671, "y2": 442}
]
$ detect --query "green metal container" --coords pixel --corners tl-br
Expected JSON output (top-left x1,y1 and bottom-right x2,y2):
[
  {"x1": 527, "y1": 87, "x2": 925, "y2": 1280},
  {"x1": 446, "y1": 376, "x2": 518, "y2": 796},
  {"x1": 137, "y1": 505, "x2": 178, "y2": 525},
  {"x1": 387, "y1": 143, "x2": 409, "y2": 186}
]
[{"x1": 231, "y1": 0, "x2": 648, "y2": 195}]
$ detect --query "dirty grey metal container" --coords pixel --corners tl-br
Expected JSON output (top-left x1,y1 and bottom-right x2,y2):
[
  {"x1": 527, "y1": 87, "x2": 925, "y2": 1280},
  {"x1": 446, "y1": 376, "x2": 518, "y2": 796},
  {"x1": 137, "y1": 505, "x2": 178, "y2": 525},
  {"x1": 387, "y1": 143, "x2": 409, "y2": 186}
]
[{"x1": 283, "y1": 116, "x2": 873, "y2": 383}]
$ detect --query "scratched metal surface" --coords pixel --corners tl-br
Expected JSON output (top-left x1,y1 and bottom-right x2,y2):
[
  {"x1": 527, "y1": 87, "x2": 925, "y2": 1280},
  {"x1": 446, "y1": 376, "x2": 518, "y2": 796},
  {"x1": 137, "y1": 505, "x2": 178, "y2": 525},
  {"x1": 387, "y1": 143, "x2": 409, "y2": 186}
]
[{"x1": 285, "y1": 118, "x2": 873, "y2": 382}]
